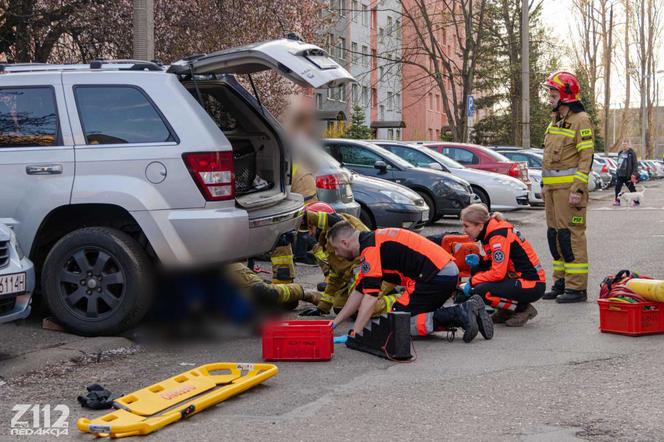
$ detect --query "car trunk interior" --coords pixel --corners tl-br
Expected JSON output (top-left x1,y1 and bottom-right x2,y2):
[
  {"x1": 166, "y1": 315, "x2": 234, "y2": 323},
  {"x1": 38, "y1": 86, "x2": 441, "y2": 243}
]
[{"x1": 184, "y1": 81, "x2": 284, "y2": 209}]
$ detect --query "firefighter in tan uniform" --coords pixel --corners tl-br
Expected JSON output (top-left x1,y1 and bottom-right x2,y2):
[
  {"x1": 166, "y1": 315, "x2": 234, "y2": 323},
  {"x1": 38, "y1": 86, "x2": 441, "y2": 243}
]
[
  {"x1": 298, "y1": 202, "x2": 401, "y2": 317},
  {"x1": 540, "y1": 71, "x2": 593, "y2": 303}
]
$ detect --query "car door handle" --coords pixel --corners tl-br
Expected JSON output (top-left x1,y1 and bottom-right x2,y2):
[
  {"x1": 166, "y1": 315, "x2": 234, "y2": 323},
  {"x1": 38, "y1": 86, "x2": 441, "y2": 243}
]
[{"x1": 26, "y1": 164, "x2": 63, "y2": 175}]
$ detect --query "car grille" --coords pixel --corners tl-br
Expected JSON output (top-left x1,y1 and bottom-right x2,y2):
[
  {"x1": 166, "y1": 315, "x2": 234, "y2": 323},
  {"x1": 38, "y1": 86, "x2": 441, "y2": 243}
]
[
  {"x1": 0, "y1": 295, "x2": 16, "y2": 315},
  {"x1": 516, "y1": 196, "x2": 529, "y2": 206},
  {"x1": 0, "y1": 240, "x2": 9, "y2": 269}
]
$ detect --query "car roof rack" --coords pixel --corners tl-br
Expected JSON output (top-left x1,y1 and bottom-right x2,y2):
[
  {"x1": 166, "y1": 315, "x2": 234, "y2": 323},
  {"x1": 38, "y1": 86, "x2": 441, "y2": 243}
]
[{"x1": 0, "y1": 60, "x2": 163, "y2": 74}]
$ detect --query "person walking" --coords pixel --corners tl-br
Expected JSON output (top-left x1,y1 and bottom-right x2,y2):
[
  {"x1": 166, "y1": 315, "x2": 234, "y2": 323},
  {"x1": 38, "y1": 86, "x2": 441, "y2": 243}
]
[{"x1": 614, "y1": 140, "x2": 638, "y2": 206}]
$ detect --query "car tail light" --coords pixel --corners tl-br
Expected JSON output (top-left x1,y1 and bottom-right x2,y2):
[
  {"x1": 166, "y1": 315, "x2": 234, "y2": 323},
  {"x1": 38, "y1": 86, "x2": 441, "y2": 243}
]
[
  {"x1": 183, "y1": 152, "x2": 235, "y2": 201},
  {"x1": 316, "y1": 174, "x2": 341, "y2": 190},
  {"x1": 508, "y1": 163, "x2": 520, "y2": 178},
  {"x1": 601, "y1": 164, "x2": 608, "y2": 173}
]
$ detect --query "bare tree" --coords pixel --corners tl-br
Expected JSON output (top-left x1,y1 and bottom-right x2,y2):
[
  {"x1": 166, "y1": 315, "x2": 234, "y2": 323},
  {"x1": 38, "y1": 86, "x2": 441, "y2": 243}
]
[
  {"x1": 618, "y1": 0, "x2": 632, "y2": 145},
  {"x1": 571, "y1": 0, "x2": 603, "y2": 107}
]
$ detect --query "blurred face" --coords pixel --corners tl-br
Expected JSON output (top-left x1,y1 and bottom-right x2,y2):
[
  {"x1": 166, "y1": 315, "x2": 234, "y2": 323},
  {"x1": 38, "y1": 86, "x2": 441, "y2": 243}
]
[
  {"x1": 329, "y1": 235, "x2": 358, "y2": 260},
  {"x1": 462, "y1": 220, "x2": 484, "y2": 240},
  {"x1": 622, "y1": 141, "x2": 630, "y2": 151},
  {"x1": 548, "y1": 88, "x2": 561, "y2": 110}
]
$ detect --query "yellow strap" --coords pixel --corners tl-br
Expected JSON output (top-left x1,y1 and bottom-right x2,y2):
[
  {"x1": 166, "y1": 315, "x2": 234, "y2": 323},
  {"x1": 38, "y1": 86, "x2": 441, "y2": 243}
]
[
  {"x1": 317, "y1": 212, "x2": 328, "y2": 229},
  {"x1": 542, "y1": 175, "x2": 575, "y2": 185},
  {"x1": 574, "y1": 172, "x2": 589, "y2": 183},
  {"x1": 576, "y1": 140, "x2": 593, "y2": 150},
  {"x1": 565, "y1": 263, "x2": 588, "y2": 268},
  {"x1": 271, "y1": 256, "x2": 294, "y2": 266},
  {"x1": 565, "y1": 268, "x2": 589, "y2": 274}
]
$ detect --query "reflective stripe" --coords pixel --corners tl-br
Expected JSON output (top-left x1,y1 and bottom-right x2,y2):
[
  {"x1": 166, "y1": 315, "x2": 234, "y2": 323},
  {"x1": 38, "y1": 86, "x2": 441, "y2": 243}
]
[
  {"x1": 534, "y1": 263, "x2": 544, "y2": 272},
  {"x1": 552, "y1": 260, "x2": 565, "y2": 271},
  {"x1": 565, "y1": 262, "x2": 589, "y2": 274},
  {"x1": 566, "y1": 268, "x2": 589, "y2": 274},
  {"x1": 411, "y1": 313, "x2": 434, "y2": 337},
  {"x1": 542, "y1": 168, "x2": 577, "y2": 177},
  {"x1": 383, "y1": 294, "x2": 396, "y2": 312},
  {"x1": 317, "y1": 212, "x2": 328, "y2": 229},
  {"x1": 576, "y1": 140, "x2": 593, "y2": 151},
  {"x1": 542, "y1": 175, "x2": 574, "y2": 185},
  {"x1": 574, "y1": 172, "x2": 589, "y2": 183},
  {"x1": 313, "y1": 248, "x2": 327, "y2": 261},
  {"x1": 271, "y1": 255, "x2": 294, "y2": 266},
  {"x1": 546, "y1": 126, "x2": 576, "y2": 138}
]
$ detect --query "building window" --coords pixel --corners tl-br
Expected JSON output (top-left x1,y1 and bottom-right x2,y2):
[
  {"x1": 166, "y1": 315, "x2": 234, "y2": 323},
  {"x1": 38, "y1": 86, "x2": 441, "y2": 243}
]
[
  {"x1": 371, "y1": 7, "x2": 376, "y2": 29},
  {"x1": 352, "y1": 0, "x2": 359, "y2": 21},
  {"x1": 379, "y1": 105, "x2": 385, "y2": 120},
  {"x1": 436, "y1": 94, "x2": 440, "y2": 111},
  {"x1": 338, "y1": 37, "x2": 347, "y2": 60},
  {"x1": 429, "y1": 93, "x2": 433, "y2": 109},
  {"x1": 338, "y1": 0, "x2": 347, "y2": 16},
  {"x1": 361, "y1": 45, "x2": 369, "y2": 66},
  {"x1": 362, "y1": 86, "x2": 369, "y2": 106},
  {"x1": 339, "y1": 85, "x2": 346, "y2": 102},
  {"x1": 387, "y1": 16, "x2": 393, "y2": 36},
  {"x1": 387, "y1": 91, "x2": 393, "y2": 111},
  {"x1": 315, "y1": 93, "x2": 323, "y2": 110},
  {"x1": 395, "y1": 93, "x2": 401, "y2": 112},
  {"x1": 443, "y1": 28, "x2": 447, "y2": 45},
  {"x1": 379, "y1": 66, "x2": 384, "y2": 80},
  {"x1": 361, "y1": 3, "x2": 369, "y2": 26},
  {"x1": 351, "y1": 84, "x2": 359, "y2": 104},
  {"x1": 327, "y1": 88, "x2": 334, "y2": 100},
  {"x1": 435, "y1": 129, "x2": 440, "y2": 140},
  {"x1": 326, "y1": 33, "x2": 335, "y2": 54},
  {"x1": 387, "y1": 128, "x2": 394, "y2": 140},
  {"x1": 396, "y1": 19, "x2": 401, "y2": 39},
  {"x1": 351, "y1": 41, "x2": 358, "y2": 63},
  {"x1": 371, "y1": 87, "x2": 377, "y2": 108},
  {"x1": 428, "y1": 128, "x2": 433, "y2": 140},
  {"x1": 396, "y1": 128, "x2": 401, "y2": 140},
  {"x1": 378, "y1": 27, "x2": 384, "y2": 43}
]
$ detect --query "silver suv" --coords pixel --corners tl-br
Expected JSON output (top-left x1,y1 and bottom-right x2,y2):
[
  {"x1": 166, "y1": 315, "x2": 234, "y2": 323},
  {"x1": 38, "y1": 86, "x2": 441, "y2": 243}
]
[{"x1": 0, "y1": 37, "x2": 353, "y2": 335}]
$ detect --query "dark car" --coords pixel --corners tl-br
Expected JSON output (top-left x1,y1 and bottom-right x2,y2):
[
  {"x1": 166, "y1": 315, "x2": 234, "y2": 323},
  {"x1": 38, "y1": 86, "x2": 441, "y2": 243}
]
[
  {"x1": 495, "y1": 149, "x2": 543, "y2": 170},
  {"x1": 322, "y1": 139, "x2": 475, "y2": 223}
]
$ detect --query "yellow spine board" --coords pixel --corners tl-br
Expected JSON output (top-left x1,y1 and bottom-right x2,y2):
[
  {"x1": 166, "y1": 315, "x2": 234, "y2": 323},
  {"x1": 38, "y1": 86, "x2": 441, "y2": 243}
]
[
  {"x1": 77, "y1": 362, "x2": 278, "y2": 438},
  {"x1": 625, "y1": 279, "x2": 664, "y2": 303}
]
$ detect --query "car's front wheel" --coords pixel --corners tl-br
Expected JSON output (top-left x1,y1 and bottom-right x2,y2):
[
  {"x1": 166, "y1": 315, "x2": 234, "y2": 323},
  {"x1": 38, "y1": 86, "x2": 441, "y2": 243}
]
[
  {"x1": 42, "y1": 227, "x2": 153, "y2": 336},
  {"x1": 471, "y1": 186, "x2": 491, "y2": 211},
  {"x1": 416, "y1": 192, "x2": 436, "y2": 225}
]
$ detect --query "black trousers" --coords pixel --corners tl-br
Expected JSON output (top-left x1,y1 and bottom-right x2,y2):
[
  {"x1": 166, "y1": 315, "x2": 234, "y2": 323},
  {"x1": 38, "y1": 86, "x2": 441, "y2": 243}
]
[
  {"x1": 393, "y1": 273, "x2": 458, "y2": 315},
  {"x1": 615, "y1": 176, "x2": 636, "y2": 199},
  {"x1": 473, "y1": 279, "x2": 545, "y2": 312}
]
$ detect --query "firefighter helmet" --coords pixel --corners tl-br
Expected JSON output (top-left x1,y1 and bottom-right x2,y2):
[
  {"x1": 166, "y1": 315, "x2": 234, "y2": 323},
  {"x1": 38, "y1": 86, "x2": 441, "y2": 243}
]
[
  {"x1": 543, "y1": 71, "x2": 581, "y2": 104},
  {"x1": 305, "y1": 201, "x2": 335, "y2": 214}
]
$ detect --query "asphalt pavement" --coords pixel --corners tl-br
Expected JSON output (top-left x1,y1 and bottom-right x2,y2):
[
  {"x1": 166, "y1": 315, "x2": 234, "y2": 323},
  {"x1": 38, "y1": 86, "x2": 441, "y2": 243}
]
[{"x1": 1, "y1": 182, "x2": 664, "y2": 441}]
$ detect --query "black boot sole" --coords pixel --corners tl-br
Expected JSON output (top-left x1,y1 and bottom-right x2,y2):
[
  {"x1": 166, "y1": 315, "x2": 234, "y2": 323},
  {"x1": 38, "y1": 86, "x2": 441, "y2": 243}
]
[
  {"x1": 555, "y1": 295, "x2": 587, "y2": 304},
  {"x1": 470, "y1": 295, "x2": 494, "y2": 340},
  {"x1": 462, "y1": 301, "x2": 480, "y2": 343}
]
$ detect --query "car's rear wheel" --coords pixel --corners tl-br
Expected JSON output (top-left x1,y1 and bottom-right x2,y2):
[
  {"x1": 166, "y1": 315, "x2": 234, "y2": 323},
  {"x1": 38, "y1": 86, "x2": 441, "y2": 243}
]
[
  {"x1": 42, "y1": 227, "x2": 153, "y2": 336},
  {"x1": 360, "y1": 206, "x2": 376, "y2": 229},
  {"x1": 471, "y1": 186, "x2": 491, "y2": 211},
  {"x1": 416, "y1": 192, "x2": 436, "y2": 225}
]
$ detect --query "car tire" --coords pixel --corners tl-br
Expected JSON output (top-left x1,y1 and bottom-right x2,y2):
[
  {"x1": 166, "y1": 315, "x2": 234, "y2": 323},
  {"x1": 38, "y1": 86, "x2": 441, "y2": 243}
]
[
  {"x1": 42, "y1": 227, "x2": 154, "y2": 336},
  {"x1": 471, "y1": 186, "x2": 491, "y2": 211},
  {"x1": 416, "y1": 192, "x2": 436, "y2": 225},
  {"x1": 360, "y1": 206, "x2": 376, "y2": 230}
]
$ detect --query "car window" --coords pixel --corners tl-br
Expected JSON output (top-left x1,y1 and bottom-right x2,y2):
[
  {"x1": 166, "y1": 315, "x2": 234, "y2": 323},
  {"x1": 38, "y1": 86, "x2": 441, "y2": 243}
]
[
  {"x1": 338, "y1": 145, "x2": 383, "y2": 167},
  {"x1": 388, "y1": 145, "x2": 433, "y2": 167},
  {"x1": 75, "y1": 86, "x2": 175, "y2": 145},
  {"x1": 0, "y1": 87, "x2": 59, "y2": 147},
  {"x1": 443, "y1": 147, "x2": 478, "y2": 165}
]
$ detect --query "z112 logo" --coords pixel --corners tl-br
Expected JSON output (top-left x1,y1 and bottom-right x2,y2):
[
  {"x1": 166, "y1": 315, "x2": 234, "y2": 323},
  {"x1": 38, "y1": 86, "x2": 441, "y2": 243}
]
[{"x1": 10, "y1": 404, "x2": 69, "y2": 437}]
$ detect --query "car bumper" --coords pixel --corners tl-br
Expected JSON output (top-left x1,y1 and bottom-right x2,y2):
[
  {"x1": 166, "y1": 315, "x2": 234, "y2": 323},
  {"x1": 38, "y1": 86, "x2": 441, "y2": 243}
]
[
  {"x1": 373, "y1": 203, "x2": 428, "y2": 230},
  {"x1": 328, "y1": 200, "x2": 361, "y2": 218},
  {"x1": 133, "y1": 193, "x2": 305, "y2": 267},
  {"x1": 0, "y1": 257, "x2": 35, "y2": 324}
]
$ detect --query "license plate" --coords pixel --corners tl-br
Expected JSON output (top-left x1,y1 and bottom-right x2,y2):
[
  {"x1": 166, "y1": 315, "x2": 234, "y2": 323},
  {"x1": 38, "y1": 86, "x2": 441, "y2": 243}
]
[{"x1": 0, "y1": 272, "x2": 26, "y2": 296}]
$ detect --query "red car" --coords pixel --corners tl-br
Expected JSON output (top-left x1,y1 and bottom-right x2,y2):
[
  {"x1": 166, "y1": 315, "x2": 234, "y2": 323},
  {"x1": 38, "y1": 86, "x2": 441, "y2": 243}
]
[{"x1": 425, "y1": 142, "x2": 531, "y2": 185}]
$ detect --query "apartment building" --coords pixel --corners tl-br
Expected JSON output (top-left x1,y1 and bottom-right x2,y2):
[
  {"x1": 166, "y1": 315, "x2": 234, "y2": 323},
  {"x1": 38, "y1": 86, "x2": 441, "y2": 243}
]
[{"x1": 315, "y1": 0, "x2": 404, "y2": 140}]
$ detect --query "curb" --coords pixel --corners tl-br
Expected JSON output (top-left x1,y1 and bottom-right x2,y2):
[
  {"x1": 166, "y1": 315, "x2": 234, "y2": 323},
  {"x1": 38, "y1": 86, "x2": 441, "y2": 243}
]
[{"x1": 0, "y1": 337, "x2": 137, "y2": 380}]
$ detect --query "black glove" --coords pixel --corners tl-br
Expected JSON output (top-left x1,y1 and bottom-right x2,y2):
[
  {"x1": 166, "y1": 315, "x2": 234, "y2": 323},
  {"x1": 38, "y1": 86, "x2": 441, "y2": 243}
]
[
  {"x1": 77, "y1": 384, "x2": 114, "y2": 410},
  {"x1": 299, "y1": 307, "x2": 324, "y2": 316}
]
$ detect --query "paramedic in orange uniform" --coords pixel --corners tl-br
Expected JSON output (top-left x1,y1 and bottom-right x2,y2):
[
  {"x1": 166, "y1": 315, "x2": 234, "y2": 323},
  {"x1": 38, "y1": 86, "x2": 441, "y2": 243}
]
[
  {"x1": 326, "y1": 222, "x2": 493, "y2": 343},
  {"x1": 460, "y1": 204, "x2": 545, "y2": 327}
]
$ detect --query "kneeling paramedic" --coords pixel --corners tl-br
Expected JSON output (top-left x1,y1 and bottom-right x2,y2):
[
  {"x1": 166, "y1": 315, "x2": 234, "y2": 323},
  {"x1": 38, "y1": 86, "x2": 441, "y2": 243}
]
[
  {"x1": 460, "y1": 204, "x2": 545, "y2": 327},
  {"x1": 327, "y1": 222, "x2": 493, "y2": 343}
]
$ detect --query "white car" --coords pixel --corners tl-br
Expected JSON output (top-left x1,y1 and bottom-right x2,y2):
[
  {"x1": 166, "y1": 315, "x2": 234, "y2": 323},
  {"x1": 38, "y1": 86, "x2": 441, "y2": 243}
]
[
  {"x1": 375, "y1": 142, "x2": 530, "y2": 211},
  {"x1": 528, "y1": 169, "x2": 544, "y2": 205},
  {"x1": 0, "y1": 224, "x2": 35, "y2": 324}
]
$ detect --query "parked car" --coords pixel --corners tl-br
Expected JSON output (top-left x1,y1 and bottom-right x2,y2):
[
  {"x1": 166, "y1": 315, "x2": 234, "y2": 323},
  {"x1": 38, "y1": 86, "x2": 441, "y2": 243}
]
[
  {"x1": 295, "y1": 146, "x2": 360, "y2": 217},
  {"x1": 374, "y1": 141, "x2": 529, "y2": 211},
  {"x1": 351, "y1": 174, "x2": 429, "y2": 230},
  {"x1": 426, "y1": 142, "x2": 531, "y2": 186},
  {"x1": 645, "y1": 160, "x2": 664, "y2": 179},
  {"x1": 495, "y1": 149, "x2": 544, "y2": 204},
  {"x1": 638, "y1": 161, "x2": 652, "y2": 180},
  {"x1": 593, "y1": 156, "x2": 617, "y2": 187},
  {"x1": 0, "y1": 224, "x2": 35, "y2": 324},
  {"x1": 0, "y1": 37, "x2": 353, "y2": 335},
  {"x1": 588, "y1": 171, "x2": 601, "y2": 192},
  {"x1": 322, "y1": 139, "x2": 476, "y2": 223}
]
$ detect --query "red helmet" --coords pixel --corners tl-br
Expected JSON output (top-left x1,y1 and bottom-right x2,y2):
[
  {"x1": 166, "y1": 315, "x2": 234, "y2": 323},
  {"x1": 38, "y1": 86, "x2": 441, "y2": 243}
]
[
  {"x1": 305, "y1": 201, "x2": 335, "y2": 214},
  {"x1": 543, "y1": 71, "x2": 581, "y2": 104}
]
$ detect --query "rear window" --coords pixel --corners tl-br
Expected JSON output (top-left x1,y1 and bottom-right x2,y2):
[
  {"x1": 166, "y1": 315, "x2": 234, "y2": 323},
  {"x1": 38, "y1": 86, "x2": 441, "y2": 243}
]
[
  {"x1": 0, "y1": 87, "x2": 59, "y2": 147},
  {"x1": 75, "y1": 86, "x2": 175, "y2": 145}
]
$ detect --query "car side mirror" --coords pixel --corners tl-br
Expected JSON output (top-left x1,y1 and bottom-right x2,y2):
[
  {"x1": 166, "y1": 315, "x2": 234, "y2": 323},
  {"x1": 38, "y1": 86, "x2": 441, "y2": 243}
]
[
  {"x1": 428, "y1": 162, "x2": 443, "y2": 171},
  {"x1": 374, "y1": 160, "x2": 388, "y2": 173}
]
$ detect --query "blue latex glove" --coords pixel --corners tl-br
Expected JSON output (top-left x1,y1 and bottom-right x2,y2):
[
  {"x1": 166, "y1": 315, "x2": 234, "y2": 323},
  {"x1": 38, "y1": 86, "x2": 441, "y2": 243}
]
[
  {"x1": 465, "y1": 254, "x2": 480, "y2": 269},
  {"x1": 333, "y1": 335, "x2": 348, "y2": 344},
  {"x1": 332, "y1": 322, "x2": 337, "y2": 330},
  {"x1": 462, "y1": 282, "x2": 473, "y2": 297}
]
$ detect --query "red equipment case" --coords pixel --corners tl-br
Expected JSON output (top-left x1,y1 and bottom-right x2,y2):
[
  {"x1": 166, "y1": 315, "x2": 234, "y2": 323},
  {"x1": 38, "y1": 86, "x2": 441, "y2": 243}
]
[
  {"x1": 262, "y1": 320, "x2": 334, "y2": 361},
  {"x1": 597, "y1": 299, "x2": 664, "y2": 336}
]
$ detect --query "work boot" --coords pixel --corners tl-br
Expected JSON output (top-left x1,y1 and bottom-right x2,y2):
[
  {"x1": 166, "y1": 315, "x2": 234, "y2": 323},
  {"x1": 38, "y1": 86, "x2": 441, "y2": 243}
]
[
  {"x1": 491, "y1": 308, "x2": 514, "y2": 324},
  {"x1": 468, "y1": 295, "x2": 494, "y2": 340},
  {"x1": 433, "y1": 303, "x2": 479, "y2": 343},
  {"x1": 302, "y1": 290, "x2": 321, "y2": 305},
  {"x1": 505, "y1": 304, "x2": 538, "y2": 327},
  {"x1": 294, "y1": 253, "x2": 318, "y2": 266},
  {"x1": 556, "y1": 289, "x2": 587, "y2": 304},
  {"x1": 543, "y1": 279, "x2": 565, "y2": 300}
]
